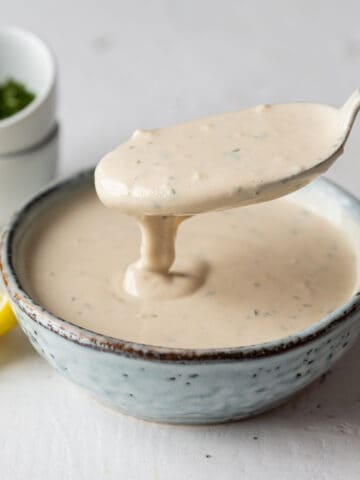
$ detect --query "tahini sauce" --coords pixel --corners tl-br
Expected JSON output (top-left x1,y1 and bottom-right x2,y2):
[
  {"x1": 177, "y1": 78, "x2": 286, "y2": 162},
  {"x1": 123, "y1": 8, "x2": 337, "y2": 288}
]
[
  {"x1": 18, "y1": 187, "x2": 356, "y2": 348},
  {"x1": 17, "y1": 103, "x2": 356, "y2": 348}
]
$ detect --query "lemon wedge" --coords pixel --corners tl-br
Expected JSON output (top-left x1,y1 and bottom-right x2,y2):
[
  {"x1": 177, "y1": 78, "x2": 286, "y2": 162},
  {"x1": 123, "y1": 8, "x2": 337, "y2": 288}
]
[{"x1": 0, "y1": 292, "x2": 17, "y2": 336}]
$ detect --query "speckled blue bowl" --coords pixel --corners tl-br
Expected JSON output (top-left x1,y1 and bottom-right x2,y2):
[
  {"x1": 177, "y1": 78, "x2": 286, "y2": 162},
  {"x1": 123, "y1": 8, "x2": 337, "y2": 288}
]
[{"x1": 1, "y1": 169, "x2": 360, "y2": 424}]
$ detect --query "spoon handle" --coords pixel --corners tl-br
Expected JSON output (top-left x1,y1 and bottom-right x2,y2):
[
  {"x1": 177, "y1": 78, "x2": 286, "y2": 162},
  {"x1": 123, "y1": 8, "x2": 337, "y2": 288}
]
[{"x1": 341, "y1": 88, "x2": 360, "y2": 130}]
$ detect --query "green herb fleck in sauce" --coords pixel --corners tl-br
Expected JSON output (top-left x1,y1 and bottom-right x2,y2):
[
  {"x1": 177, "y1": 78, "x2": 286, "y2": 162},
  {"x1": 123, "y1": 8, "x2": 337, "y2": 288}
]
[{"x1": 0, "y1": 79, "x2": 35, "y2": 120}]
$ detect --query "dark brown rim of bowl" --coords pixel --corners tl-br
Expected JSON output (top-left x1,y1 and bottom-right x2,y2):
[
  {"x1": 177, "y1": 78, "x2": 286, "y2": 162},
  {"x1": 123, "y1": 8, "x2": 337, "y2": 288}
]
[{"x1": 1, "y1": 168, "x2": 360, "y2": 362}]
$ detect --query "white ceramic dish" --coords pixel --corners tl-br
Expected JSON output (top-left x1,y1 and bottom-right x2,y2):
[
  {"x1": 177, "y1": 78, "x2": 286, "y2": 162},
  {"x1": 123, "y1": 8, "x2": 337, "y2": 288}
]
[
  {"x1": 0, "y1": 124, "x2": 59, "y2": 225},
  {"x1": 0, "y1": 26, "x2": 56, "y2": 154}
]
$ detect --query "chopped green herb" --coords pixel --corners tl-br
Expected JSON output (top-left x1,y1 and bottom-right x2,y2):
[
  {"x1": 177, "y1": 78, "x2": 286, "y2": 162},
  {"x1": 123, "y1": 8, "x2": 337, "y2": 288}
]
[
  {"x1": 252, "y1": 133, "x2": 267, "y2": 140},
  {"x1": 225, "y1": 149, "x2": 241, "y2": 160},
  {"x1": 0, "y1": 79, "x2": 35, "y2": 120}
]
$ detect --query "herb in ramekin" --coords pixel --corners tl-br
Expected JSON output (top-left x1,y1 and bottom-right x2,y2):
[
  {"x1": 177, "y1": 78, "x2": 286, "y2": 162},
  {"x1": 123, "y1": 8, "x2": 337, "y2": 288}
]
[{"x1": 0, "y1": 79, "x2": 35, "y2": 120}]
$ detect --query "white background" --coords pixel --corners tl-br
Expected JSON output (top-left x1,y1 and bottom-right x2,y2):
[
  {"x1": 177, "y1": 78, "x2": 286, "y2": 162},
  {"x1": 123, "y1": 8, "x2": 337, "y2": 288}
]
[{"x1": 2, "y1": 1, "x2": 360, "y2": 478}]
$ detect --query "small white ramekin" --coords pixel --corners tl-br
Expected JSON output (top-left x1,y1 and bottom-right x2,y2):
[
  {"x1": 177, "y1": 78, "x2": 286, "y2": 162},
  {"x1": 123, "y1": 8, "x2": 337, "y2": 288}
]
[
  {"x1": 0, "y1": 124, "x2": 59, "y2": 225},
  {"x1": 0, "y1": 26, "x2": 58, "y2": 224},
  {"x1": 0, "y1": 26, "x2": 56, "y2": 155}
]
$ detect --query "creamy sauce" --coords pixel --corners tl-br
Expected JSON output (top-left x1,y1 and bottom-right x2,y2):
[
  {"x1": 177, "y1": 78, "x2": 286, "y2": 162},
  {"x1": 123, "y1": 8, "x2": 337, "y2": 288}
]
[
  {"x1": 95, "y1": 103, "x2": 344, "y2": 298},
  {"x1": 18, "y1": 187, "x2": 356, "y2": 349}
]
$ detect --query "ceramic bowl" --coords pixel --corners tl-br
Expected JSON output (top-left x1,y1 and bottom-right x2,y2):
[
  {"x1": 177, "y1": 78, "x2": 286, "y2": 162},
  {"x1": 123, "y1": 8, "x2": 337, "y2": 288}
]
[
  {"x1": 1, "y1": 169, "x2": 360, "y2": 424},
  {"x1": 0, "y1": 26, "x2": 56, "y2": 154}
]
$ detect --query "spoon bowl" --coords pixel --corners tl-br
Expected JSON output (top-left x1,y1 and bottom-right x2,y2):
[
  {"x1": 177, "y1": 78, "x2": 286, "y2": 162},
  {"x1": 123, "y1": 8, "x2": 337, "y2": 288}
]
[{"x1": 96, "y1": 89, "x2": 360, "y2": 216}]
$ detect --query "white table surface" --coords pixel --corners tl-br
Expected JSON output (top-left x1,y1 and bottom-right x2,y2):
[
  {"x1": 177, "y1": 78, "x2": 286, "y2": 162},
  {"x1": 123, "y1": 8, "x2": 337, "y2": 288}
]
[{"x1": 2, "y1": 1, "x2": 360, "y2": 479}]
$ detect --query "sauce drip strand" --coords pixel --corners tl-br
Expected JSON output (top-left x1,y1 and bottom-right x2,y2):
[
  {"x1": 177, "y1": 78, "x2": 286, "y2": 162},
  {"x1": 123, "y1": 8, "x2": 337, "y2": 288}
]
[{"x1": 123, "y1": 215, "x2": 207, "y2": 299}]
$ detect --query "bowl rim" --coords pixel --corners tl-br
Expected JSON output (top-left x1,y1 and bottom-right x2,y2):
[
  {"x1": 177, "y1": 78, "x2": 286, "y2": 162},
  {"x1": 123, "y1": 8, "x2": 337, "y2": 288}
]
[
  {"x1": 0, "y1": 26, "x2": 56, "y2": 129},
  {"x1": 1, "y1": 168, "x2": 360, "y2": 362}
]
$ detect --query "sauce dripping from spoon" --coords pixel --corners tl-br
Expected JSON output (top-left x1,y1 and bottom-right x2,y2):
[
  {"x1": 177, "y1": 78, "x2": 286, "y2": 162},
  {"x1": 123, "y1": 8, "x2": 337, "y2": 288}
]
[{"x1": 95, "y1": 89, "x2": 360, "y2": 299}]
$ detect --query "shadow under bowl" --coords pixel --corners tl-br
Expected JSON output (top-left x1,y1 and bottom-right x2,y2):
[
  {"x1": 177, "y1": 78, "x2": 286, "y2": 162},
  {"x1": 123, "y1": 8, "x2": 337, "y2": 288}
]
[{"x1": 1, "y1": 169, "x2": 360, "y2": 424}]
